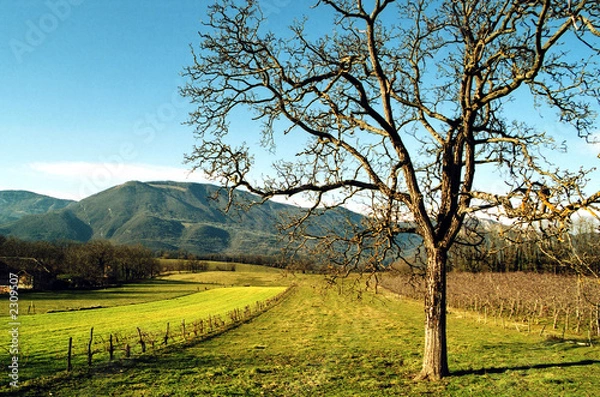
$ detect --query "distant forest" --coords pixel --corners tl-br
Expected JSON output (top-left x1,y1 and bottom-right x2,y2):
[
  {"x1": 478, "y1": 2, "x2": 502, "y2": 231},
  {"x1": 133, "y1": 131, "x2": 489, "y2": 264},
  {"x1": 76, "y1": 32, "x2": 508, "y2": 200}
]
[
  {"x1": 0, "y1": 236, "x2": 159, "y2": 289},
  {"x1": 0, "y1": 235, "x2": 307, "y2": 290},
  {"x1": 447, "y1": 220, "x2": 599, "y2": 275}
]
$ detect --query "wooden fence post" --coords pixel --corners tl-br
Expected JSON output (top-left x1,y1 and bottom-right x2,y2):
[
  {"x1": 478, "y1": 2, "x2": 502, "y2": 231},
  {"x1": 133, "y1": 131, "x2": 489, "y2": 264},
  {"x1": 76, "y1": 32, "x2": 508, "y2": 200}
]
[
  {"x1": 163, "y1": 323, "x2": 170, "y2": 345},
  {"x1": 67, "y1": 337, "x2": 73, "y2": 372},
  {"x1": 87, "y1": 327, "x2": 94, "y2": 367},
  {"x1": 137, "y1": 327, "x2": 146, "y2": 353},
  {"x1": 109, "y1": 334, "x2": 114, "y2": 361}
]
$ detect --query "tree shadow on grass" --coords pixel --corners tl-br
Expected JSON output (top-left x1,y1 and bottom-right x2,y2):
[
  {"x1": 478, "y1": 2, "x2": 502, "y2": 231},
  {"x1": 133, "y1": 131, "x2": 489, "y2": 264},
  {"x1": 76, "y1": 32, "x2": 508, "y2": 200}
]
[{"x1": 453, "y1": 359, "x2": 600, "y2": 376}]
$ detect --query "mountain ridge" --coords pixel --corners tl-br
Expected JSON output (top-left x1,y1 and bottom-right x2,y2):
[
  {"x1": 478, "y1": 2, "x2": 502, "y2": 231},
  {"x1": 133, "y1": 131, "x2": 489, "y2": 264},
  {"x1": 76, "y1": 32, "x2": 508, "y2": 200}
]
[
  {"x1": 0, "y1": 190, "x2": 75, "y2": 225},
  {"x1": 0, "y1": 181, "x2": 364, "y2": 256}
]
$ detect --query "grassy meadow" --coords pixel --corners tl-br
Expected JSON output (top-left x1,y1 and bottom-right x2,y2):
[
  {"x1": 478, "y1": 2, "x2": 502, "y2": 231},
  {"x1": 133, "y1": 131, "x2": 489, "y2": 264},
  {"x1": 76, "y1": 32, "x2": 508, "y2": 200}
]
[
  {"x1": 1, "y1": 270, "x2": 288, "y2": 391},
  {"x1": 4, "y1": 267, "x2": 600, "y2": 396},
  {"x1": 3, "y1": 279, "x2": 214, "y2": 316}
]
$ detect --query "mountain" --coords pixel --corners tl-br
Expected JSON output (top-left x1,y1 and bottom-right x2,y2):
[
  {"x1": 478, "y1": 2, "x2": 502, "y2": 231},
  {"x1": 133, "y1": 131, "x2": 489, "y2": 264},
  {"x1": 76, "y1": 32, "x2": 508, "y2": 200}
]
[
  {"x1": 0, "y1": 181, "x2": 364, "y2": 256},
  {"x1": 0, "y1": 191, "x2": 75, "y2": 224},
  {"x1": 2, "y1": 209, "x2": 93, "y2": 242}
]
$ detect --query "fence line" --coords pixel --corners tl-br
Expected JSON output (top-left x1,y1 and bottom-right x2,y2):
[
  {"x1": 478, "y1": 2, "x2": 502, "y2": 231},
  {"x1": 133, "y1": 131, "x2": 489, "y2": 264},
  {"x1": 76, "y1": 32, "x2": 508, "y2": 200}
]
[{"x1": 65, "y1": 285, "x2": 295, "y2": 372}]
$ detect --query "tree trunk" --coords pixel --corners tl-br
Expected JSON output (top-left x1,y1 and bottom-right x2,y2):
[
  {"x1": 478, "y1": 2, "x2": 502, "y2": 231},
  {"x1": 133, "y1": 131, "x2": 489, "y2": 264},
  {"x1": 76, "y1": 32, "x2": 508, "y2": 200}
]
[{"x1": 416, "y1": 247, "x2": 449, "y2": 380}]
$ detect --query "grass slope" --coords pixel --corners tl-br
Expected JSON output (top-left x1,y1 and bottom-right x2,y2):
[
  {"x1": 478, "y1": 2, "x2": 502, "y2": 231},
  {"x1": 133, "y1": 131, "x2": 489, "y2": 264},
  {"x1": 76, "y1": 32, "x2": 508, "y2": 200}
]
[
  {"x1": 11, "y1": 271, "x2": 599, "y2": 396},
  {"x1": 3, "y1": 279, "x2": 210, "y2": 316},
  {"x1": 1, "y1": 281, "x2": 286, "y2": 387}
]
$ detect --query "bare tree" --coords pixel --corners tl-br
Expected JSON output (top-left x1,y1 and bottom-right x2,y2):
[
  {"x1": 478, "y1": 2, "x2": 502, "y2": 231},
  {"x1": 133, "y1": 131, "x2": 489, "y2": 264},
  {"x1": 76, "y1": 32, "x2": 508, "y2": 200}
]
[
  {"x1": 540, "y1": 217, "x2": 600, "y2": 280},
  {"x1": 536, "y1": 218, "x2": 600, "y2": 338},
  {"x1": 182, "y1": 0, "x2": 600, "y2": 380}
]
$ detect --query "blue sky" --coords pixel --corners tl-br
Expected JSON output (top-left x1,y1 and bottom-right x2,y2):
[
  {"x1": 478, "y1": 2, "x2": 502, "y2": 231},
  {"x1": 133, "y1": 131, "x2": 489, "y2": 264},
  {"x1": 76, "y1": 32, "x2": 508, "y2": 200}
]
[
  {"x1": 1, "y1": 0, "x2": 213, "y2": 199},
  {"x1": 0, "y1": 0, "x2": 598, "y2": 203}
]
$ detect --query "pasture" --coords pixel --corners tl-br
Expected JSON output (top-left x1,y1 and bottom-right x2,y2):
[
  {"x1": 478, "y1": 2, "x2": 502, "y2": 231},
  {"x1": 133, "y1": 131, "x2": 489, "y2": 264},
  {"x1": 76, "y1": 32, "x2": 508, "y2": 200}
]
[
  {"x1": 4, "y1": 267, "x2": 600, "y2": 396},
  {"x1": 1, "y1": 270, "x2": 288, "y2": 391}
]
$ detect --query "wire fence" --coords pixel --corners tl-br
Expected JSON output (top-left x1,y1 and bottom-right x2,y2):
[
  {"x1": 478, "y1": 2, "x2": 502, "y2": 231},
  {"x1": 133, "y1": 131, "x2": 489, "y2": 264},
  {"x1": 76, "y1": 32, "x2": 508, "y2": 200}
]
[{"x1": 64, "y1": 285, "x2": 295, "y2": 373}]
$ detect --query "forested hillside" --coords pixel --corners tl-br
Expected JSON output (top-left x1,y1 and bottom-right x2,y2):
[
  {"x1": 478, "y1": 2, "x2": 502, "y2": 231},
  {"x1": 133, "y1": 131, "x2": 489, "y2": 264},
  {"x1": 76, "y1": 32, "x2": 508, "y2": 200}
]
[
  {"x1": 0, "y1": 181, "x2": 364, "y2": 257},
  {"x1": 0, "y1": 190, "x2": 74, "y2": 224}
]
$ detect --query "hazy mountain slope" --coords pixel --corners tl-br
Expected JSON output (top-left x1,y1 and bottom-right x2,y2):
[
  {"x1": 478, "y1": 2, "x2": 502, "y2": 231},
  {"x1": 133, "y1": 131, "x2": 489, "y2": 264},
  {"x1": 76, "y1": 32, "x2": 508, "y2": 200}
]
[
  {"x1": 0, "y1": 191, "x2": 74, "y2": 224},
  {"x1": 1, "y1": 209, "x2": 93, "y2": 242}
]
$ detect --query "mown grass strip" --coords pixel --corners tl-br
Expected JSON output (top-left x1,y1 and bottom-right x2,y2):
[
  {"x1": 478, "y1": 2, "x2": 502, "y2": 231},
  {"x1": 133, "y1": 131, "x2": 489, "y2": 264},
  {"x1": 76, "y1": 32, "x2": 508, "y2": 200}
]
[{"x1": 1, "y1": 278, "x2": 213, "y2": 316}]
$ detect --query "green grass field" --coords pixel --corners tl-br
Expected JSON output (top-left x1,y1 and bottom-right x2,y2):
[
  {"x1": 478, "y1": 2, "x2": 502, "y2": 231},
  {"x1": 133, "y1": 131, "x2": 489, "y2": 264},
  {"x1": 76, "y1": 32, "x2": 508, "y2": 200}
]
[
  {"x1": 5, "y1": 268, "x2": 600, "y2": 396},
  {"x1": 1, "y1": 273, "x2": 287, "y2": 390},
  {"x1": 3, "y1": 278, "x2": 215, "y2": 316}
]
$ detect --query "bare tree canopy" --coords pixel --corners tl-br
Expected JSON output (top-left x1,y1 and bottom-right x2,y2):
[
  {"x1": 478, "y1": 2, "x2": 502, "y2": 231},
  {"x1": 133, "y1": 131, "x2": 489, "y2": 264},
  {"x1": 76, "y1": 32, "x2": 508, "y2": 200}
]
[{"x1": 182, "y1": 0, "x2": 600, "y2": 380}]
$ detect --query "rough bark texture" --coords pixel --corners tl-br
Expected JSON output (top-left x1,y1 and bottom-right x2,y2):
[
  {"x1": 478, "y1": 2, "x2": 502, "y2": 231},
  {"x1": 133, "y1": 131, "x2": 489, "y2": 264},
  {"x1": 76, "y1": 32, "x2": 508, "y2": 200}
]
[{"x1": 417, "y1": 247, "x2": 449, "y2": 380}]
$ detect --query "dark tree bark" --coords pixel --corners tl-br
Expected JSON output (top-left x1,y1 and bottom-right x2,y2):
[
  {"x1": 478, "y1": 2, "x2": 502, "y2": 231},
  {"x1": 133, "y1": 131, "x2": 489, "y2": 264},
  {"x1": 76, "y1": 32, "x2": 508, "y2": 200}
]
[{"x1": 418, "y1": 246, "x2": 450, "y2": 379}]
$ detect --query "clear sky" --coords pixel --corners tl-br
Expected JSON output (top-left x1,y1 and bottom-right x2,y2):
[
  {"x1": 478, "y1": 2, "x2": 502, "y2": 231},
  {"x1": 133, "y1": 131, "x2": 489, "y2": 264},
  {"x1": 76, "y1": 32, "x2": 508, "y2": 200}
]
[
  {"x1": 1, "y1": 0, "x2": 598, "y2": 202},
  {"x1": 0, "y1": 0, "x2": 210, "y2": 199}
]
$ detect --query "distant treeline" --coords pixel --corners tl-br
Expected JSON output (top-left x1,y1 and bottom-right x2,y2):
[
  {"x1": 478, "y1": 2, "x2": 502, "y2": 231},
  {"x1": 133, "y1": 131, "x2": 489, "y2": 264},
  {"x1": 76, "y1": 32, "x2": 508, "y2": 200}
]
[
  {"x1": 0, "y1": 235, "x2": 160, "y2": 289},
  {"x1": 448, "y1": 220, "x2": 599, "y2": 274},
  {"x1": 158, "y1": 250, "x2": 320, "y2": 273}
]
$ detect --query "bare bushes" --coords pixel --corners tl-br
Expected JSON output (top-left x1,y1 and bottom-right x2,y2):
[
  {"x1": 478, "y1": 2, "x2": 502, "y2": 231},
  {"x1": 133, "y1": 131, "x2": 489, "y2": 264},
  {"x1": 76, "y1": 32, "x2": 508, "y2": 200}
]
[{"x1": 382, "y1": 271, "x2": 600, "y2": 338}]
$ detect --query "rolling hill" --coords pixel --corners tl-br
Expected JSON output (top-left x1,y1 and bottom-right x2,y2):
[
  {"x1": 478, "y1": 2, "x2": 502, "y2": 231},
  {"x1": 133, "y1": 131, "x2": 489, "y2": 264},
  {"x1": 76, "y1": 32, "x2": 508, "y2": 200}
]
[
  {"x1": 0, "y1": 181, "x2": 365, "y2": 256},
  {"x1": 0, "y1": 190, "x2": 74, "y2": 224}
]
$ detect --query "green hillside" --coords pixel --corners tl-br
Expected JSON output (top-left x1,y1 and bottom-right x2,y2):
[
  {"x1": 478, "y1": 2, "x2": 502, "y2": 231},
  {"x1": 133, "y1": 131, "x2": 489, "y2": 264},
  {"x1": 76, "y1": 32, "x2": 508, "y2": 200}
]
[
  {"x1": 1, "y1": 210, "x2": 93, "y2": 242},
  {"x1": 0, "y1": 190, "x2": 74, "y2": 224},
  {"x1": 0, "y1": 181, "x2": 365, "y2": 256}
]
